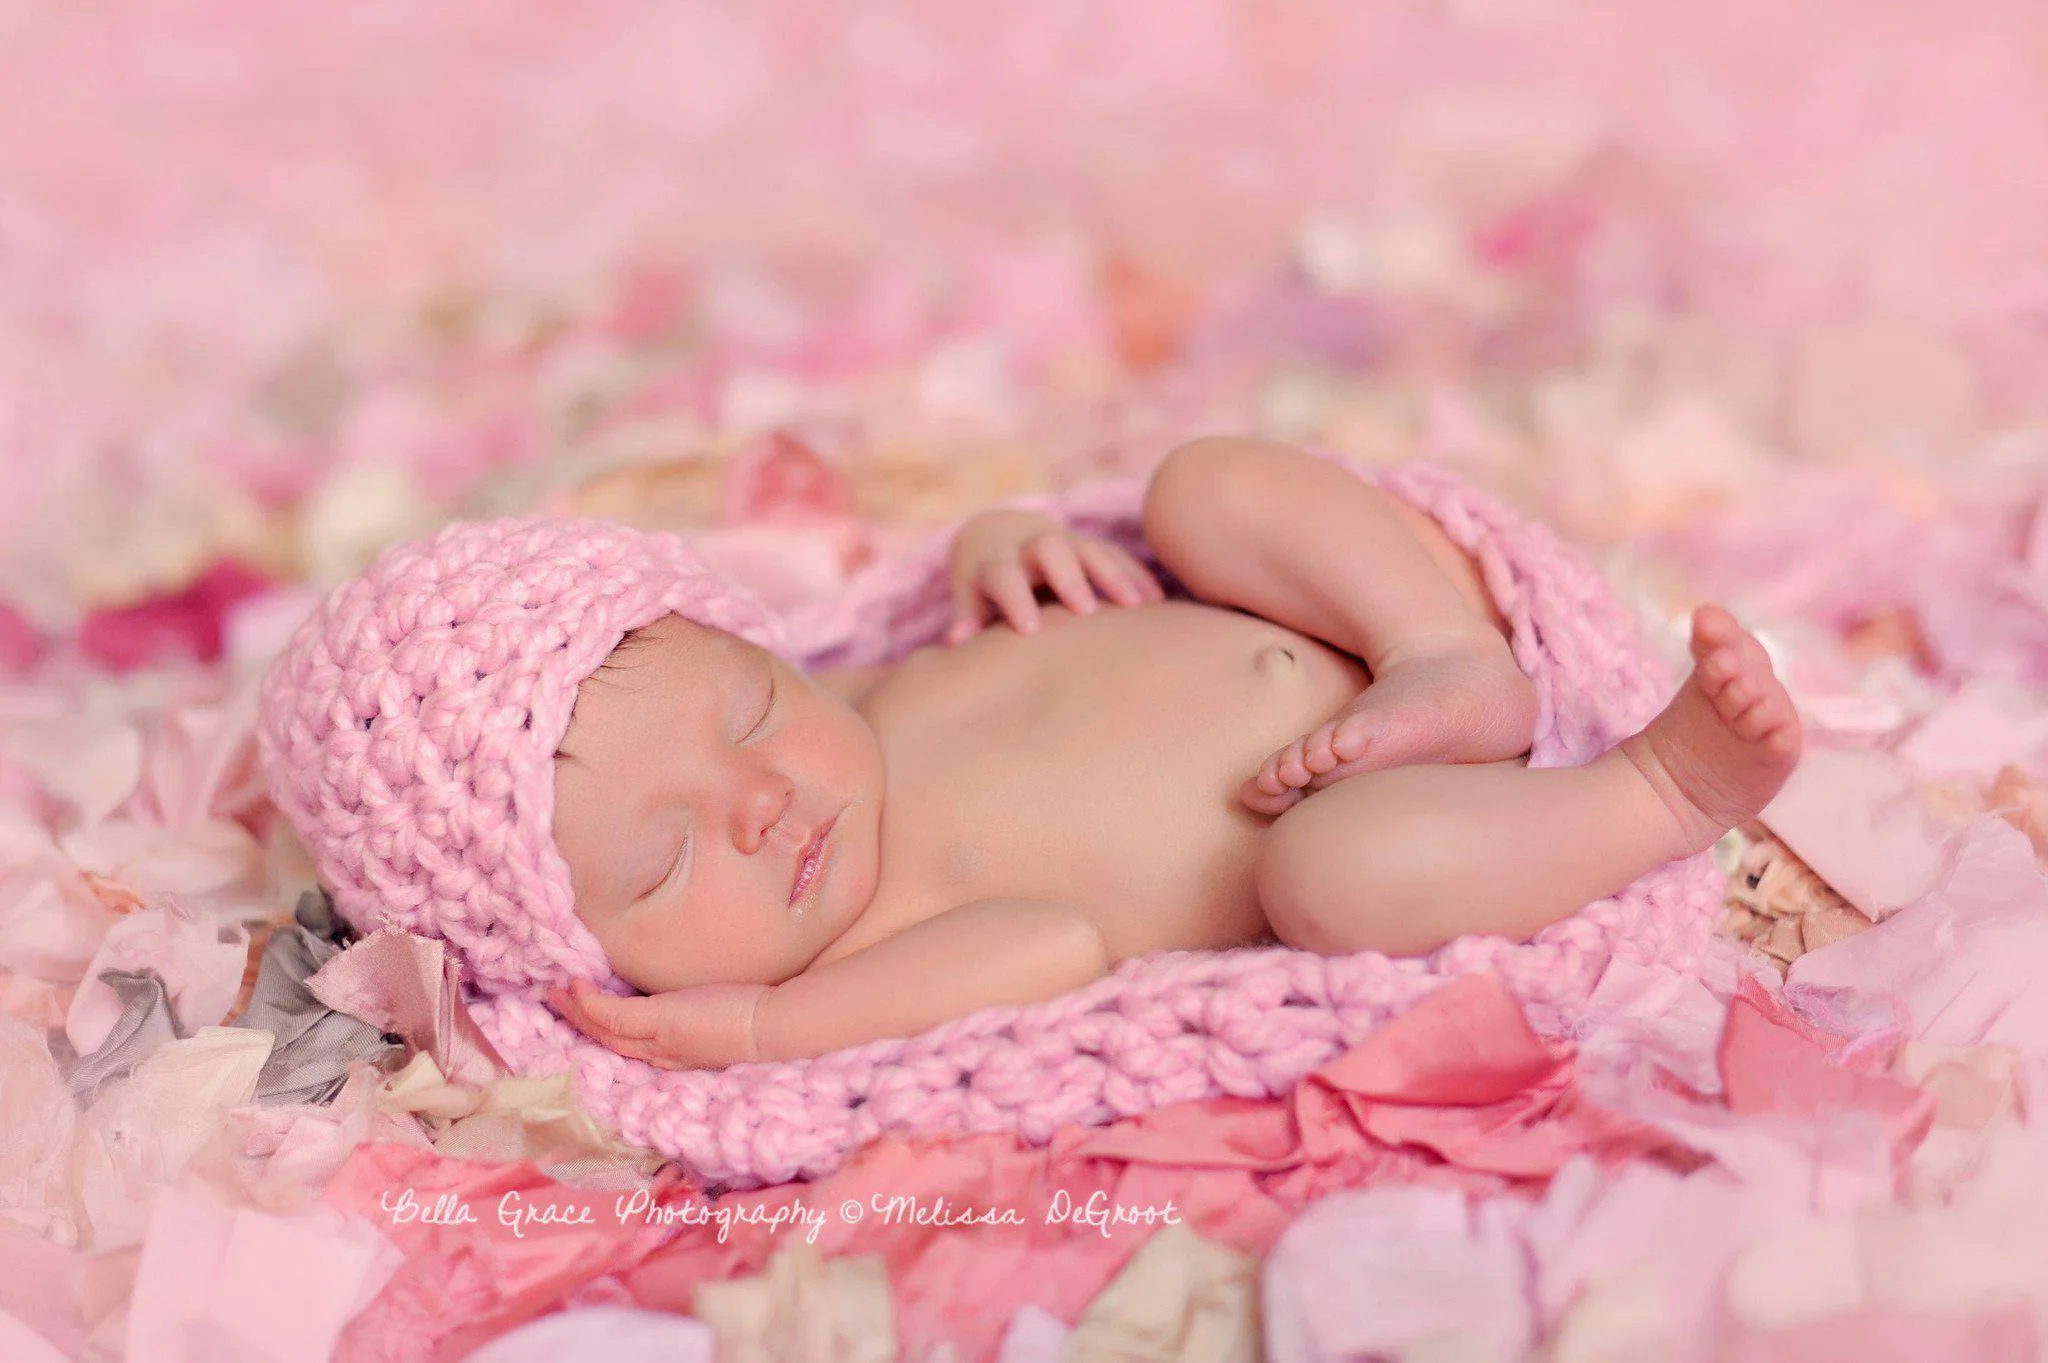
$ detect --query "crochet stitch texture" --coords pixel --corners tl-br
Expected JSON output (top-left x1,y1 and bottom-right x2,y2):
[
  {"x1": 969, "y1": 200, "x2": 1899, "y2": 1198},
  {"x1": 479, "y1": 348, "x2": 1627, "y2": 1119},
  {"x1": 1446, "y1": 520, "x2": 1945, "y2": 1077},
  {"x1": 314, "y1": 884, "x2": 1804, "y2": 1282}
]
[
  {"x1": 255, "y1": 514, "x2": 789, "y2": 997},
  {"x1": 450, "y1": 453, "x2": 1722, "y2": 1190}
]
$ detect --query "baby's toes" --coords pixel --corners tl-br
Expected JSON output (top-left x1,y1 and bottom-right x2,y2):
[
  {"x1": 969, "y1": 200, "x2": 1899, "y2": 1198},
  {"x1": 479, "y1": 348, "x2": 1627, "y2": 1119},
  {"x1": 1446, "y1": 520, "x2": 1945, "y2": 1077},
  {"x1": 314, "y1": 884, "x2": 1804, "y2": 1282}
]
[
  {"x1": 1299, "y1": 721, "x2": 1343, "y2": 775},
  {"x1": 1699, "y1": 646, "x2": 1748, "y2": 700},
  {"x1": 1254, "y1": 748, "x2": 1311, "y2": 793},
  {"x1": 1713, "y1": 671, "x2": 1758, "y2": 721},
  {"x1": 1250, "y1": 762, "x2": 1289, "y2": 797},
  {"x1": 1690, "y1": 604, "x2": 1745, "y2": 655},
  {"x1": 1273, "y1": 739, "x2": 1316, "y2": 789},
  {"x1": 1732, "y1": 693, "x2": 1785, "y2": 742},
  {"x1": 1328, "y1": 710, "x2": 1379, "y2": 763},
  {"x1": 1240, "y1": 773, "x2": 1304, "y2": 816},
  {"x1": 1764, "y1": 717, "x2": 1804, "y2": 761}
]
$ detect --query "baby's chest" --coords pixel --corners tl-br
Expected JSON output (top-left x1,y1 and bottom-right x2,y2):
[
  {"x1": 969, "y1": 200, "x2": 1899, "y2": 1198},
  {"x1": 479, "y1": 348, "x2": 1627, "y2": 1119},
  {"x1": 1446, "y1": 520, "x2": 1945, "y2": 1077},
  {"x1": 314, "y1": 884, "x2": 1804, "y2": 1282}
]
[{"x1": 870, "y1": 604, "x2": 1370, "y2": 956}]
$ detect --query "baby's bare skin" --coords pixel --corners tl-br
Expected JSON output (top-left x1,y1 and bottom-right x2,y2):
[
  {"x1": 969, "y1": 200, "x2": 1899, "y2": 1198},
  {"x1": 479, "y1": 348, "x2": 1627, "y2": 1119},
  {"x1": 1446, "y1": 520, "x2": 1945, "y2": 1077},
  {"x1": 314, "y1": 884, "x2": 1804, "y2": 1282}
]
[
  {"x1": 548, "y1": 438, "x2": 1804, "y2": 1070},
  {"x1": 814, "y1": 599, "x2": 1375, "y2": 967}
]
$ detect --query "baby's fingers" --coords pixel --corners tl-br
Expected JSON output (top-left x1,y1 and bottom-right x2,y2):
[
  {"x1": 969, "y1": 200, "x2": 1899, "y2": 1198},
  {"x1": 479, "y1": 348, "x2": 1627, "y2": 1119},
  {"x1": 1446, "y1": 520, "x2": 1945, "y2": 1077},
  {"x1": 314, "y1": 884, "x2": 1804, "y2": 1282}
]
[
  {"x1": 1075, "y1": 539, "x2": 1165, "y2": 606},
  {"x1": 947, "y1": 578, "x2": 993, "y2": 644},
  {"x1": 555, "y1": 981, "x2": 654, "y2": 1044},
  {"x1": 551, "y1": 983, "x2": 697, "y2": 1069},
  {"x1": 979, "y1": 561, "x2": 1043, "y2": 634},
  {"x1": 1024, "y1": 535, "x2": 1100, "y2": 615}
]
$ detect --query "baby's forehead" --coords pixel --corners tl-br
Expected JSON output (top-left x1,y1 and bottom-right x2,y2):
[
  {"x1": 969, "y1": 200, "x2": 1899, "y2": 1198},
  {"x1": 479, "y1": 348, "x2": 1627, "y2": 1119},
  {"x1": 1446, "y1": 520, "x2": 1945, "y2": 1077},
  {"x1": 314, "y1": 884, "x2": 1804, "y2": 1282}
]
[
  {"x1": 598, "y1": 615, "x2": 729, "y2": 673},
  {"x1": 564, "y1": 617, "x2": 752, "y2": 725}
]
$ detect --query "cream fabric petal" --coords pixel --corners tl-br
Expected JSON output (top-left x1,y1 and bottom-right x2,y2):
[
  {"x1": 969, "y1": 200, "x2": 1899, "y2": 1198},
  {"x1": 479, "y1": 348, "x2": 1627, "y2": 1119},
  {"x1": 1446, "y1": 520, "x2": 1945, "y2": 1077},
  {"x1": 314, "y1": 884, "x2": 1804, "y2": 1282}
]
[
  {"x1": 73, "y1": 1027, "x2": 272, "y2": 1252},
  {"x1": 1066, "y1": 1222, "x2": 1260, "y2": 1363},
  {"x1": 693, "y1": 1245, "x2": 896, "y2": 1363}
]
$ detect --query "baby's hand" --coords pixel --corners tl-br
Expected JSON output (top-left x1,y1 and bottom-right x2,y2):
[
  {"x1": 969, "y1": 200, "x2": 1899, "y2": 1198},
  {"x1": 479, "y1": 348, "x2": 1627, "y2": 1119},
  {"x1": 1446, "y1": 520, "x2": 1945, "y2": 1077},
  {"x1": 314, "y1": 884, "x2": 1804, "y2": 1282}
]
[
  {"x1": 946, "y1": 509, "x2": 1164, "y2": 643},
  {"x1": 546, "y1": 977, "x2": 770, "y2": 1071}
]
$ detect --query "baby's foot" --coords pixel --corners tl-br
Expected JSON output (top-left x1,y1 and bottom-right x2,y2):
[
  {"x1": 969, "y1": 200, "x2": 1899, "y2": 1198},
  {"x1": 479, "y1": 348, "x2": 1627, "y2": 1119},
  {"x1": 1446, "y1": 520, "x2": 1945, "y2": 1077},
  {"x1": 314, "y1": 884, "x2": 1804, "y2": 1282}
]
[
  {"x1": 1241, "y1": 634, "x2": 1540, "y2": 816},
  {"x1": 1618, "y1": 605, "x2": 1804, "y2": 857}
]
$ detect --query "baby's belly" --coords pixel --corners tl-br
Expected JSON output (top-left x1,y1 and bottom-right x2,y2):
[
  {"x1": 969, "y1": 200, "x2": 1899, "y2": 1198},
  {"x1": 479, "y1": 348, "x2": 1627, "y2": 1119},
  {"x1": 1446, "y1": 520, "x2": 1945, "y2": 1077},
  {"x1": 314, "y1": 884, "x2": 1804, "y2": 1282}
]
[{"x1": 872, "y1": 602, "x2": 1372, "y2": 959}]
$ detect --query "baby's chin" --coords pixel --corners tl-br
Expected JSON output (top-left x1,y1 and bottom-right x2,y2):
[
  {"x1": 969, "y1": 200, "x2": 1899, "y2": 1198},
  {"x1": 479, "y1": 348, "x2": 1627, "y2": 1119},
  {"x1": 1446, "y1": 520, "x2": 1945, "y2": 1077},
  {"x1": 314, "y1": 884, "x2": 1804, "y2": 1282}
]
[{"x1": 596, "y1": 931, "x2": 805, "y2": 994}]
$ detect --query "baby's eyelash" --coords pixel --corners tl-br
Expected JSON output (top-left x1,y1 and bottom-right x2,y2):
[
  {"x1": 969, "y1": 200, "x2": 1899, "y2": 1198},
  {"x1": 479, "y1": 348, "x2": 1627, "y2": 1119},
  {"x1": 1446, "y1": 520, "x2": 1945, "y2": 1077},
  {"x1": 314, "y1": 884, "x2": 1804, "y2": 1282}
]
[
  {"x1": 747, "y1": 674, "x2": 777, "y2": 739},
  {"x1": 652, "y1": 676, "x2": 774, "y2": 899},
  {"x1": 654, "y1": 836, "x2": 689, "y2": 895}
]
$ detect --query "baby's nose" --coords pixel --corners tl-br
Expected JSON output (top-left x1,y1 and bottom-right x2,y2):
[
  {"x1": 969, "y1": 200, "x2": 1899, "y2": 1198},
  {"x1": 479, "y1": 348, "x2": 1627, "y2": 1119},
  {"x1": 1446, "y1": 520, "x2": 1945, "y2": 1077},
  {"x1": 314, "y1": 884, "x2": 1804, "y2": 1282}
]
[{"x1": 738, "y1": 776, "x2": 796, "y2": 847}]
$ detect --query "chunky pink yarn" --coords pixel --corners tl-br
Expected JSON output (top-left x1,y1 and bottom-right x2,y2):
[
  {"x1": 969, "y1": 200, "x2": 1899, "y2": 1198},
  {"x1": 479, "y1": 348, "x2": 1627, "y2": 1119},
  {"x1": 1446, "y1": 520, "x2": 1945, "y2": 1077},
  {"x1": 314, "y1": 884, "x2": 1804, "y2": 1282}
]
[
  {"x1": 254, "y1": 514, "x2": 788, "y2": 996},
  {"x1": 455, "y1": 453, "x2": 1724, "y2": 1191}
]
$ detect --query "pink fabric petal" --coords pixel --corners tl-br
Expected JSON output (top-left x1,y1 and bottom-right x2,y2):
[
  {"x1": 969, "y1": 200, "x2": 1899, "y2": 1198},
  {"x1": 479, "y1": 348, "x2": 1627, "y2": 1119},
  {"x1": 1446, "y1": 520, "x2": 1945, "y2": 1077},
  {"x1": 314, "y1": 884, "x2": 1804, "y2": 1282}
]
[
  {"x1": 307, "y1": 929, "x2": 510, "y2": 1088},
  {"x1": 1787, "y1": 818, "x2": 2048, "y2": 1048},
  {"x1": 0, "y1": 1310, "x2": 70, "y2": 1363},
  {"x1": 77, "y1": 558, "x2": 276, "y2": 674},
  {"x1": 0, "y1": 867, "x2": 121, "y2": 984},
  {"x1": 0, "y1": 601, "x2": 49, "y2": 676},
  {"x1": 1263, "y1": 1186, "x2": 1533, "y2": 1363},
  {"x1": 1758, "y1": 743, "x2": 1955, "y2": 923},
  {"x1": 459, "y1": 1306, "x2": 715, "y2": 1363},
  {"x1": 127, "y1": 1186, "x2": 402, "y2": 1363},
  {"x1": 1, "y1": 718, "x2": 142, "y2": 827},
  {"x1": 1573, "y1": 956, "x2": 1731, "y2": 1096},
  {"x1": 690, "y1": 523, "x2": 872, "y2": 617},
  {"x1": 127, "y1": 678, "x2": 269, "y2": 828},
  {"x1": 994, "y1": 1304, "x2": 1073, "y2": 1363},
  {"x1": 1717, "y1": 992, "x2": 1935, "y2": 1173},
  {"x1": 1727, "y1": 1303, "x2": 2036, "y2": 1363},
  {"x1": 1897, "y1": 678, "x2": 2048, "y2": 781},
  {"x1": 1893, "y1": 1043, "x2": 2022, "y2": 1201},
  {"x1": 318, "y1": 1144, "x2": 675, "y2": 1363},
  {"x1": 1300, "y1": 974, "x2": 1673, "y2": 1179},
  {"x1": 719, "y1": 430, "x2": 856, "y2": 525},
  {"x1": 0, "y1": 1210, "x2": 89, "y2": 1354},
  {"x1": 64, "y1": 902, "x2": 248, "y2": 1054},
  {"x1": 58, "y1": 817, "x2": 269, "y2": 903},
  {"x1": 74, "y1": 1029, "x2": 274, "y2": 1252}
]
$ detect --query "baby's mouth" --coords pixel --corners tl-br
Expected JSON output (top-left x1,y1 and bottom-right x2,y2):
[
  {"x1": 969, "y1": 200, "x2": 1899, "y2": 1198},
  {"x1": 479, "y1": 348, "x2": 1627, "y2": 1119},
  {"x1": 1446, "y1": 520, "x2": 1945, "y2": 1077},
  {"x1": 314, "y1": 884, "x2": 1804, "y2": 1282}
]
[{"x1": 788, "y1": 812, "x2": 838, "y2": 908}]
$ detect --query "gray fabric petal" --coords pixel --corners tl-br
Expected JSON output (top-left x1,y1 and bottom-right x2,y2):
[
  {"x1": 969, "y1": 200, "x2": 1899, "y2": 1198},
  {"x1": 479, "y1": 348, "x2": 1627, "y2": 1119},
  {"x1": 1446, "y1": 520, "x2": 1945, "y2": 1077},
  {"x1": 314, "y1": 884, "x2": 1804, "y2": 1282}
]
[
  {"x1": 50, "y1": 969, "x2": 182, "y2": 1106},
  {"x1": 231, "y1": 892, "x2": 401, "y2": 1105},
  {"x1": 294, "y1": 886, "x2": 352, "y2": 945}
]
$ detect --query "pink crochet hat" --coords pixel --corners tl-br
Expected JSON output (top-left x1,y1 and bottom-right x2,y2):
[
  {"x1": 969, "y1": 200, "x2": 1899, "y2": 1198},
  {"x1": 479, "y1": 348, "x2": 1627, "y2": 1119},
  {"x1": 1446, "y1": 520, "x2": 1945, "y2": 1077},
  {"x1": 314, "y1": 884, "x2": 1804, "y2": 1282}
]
[{"x1": 254, "y1": 514, "x2": 788, "y2": 996}]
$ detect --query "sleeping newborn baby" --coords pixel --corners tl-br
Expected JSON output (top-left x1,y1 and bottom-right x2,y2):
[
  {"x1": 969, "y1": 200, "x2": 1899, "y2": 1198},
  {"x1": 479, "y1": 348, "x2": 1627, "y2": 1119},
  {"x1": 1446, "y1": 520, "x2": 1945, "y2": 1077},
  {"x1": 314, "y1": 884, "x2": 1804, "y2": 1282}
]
[
  {"x1": 257, "y1": 436, "x2": 1801, "y2": 1076},
  {"x1": 531, "y1": 437, "x2": 1801, "y2": 1069}
]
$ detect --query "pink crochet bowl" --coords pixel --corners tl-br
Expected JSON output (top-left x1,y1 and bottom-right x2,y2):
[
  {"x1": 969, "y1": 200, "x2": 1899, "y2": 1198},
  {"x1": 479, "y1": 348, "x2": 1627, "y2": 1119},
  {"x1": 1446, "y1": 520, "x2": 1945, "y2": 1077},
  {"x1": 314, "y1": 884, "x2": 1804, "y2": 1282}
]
[{"x1": 450, "y1": 452, "x2": 1724, "y2": 1191}]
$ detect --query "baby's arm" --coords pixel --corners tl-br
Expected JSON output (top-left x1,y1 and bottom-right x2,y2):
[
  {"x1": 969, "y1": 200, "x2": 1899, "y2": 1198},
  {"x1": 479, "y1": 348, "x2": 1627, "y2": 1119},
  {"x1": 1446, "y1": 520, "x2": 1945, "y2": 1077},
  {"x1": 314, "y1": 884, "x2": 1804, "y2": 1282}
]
[
  {"x1": 757, "y1": 898, "x2": 1110, "y2": 1060},
  {"x1": 552, "y1": 899, "x2": 1110, "y2": 1069}
]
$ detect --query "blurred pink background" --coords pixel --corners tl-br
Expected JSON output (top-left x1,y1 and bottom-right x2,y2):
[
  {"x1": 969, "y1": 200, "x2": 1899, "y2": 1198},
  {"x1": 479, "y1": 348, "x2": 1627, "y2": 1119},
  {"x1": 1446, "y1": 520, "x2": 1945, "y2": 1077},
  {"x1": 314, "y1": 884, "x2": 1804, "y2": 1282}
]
[
  {"x1": 4, "y1": 0, "x2": 2046, "y2": 629},
  {"x1": 7, "y1": 6, "x2": 2048, "y2": 1361}
]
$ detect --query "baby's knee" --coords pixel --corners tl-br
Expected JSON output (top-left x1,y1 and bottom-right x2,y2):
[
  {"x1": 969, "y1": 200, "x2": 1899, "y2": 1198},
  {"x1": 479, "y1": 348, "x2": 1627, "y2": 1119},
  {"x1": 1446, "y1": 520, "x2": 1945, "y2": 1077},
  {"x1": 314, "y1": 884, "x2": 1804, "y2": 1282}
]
[
  {"x1": 1254, "y1": 775, "x2": 1459, "y2": 958},
  {"x1": 1143, "y1": 436, "x2": 1291, "y2": 535}
]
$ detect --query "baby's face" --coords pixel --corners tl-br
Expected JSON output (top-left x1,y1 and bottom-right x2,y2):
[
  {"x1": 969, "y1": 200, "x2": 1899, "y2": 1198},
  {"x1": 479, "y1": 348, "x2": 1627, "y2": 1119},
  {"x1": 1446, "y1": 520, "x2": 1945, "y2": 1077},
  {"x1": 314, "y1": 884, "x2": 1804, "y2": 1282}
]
[{"x1": 550, "y1": 613, "x2": 883, "y2": 993}]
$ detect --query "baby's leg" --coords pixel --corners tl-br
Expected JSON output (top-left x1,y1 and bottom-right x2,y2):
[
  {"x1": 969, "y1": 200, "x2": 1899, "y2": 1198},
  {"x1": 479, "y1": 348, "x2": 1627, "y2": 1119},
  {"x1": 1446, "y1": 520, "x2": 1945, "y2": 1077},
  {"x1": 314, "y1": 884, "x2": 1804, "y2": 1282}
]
[
  {"x1": 1256, "y1": 606, "x2": 1801, "y2": 956},
  {"x1": 1142, "y1": 437, "x2": 1539, "y2": 816}
]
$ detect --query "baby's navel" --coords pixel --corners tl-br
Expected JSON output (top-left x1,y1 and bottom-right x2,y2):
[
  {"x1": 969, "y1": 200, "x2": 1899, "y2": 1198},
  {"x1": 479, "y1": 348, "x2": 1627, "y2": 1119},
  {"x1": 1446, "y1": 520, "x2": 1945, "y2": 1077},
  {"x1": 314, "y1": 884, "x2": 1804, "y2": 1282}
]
[{"x1": 1253, "y1": 642, "x2": 1299, "y2": 676}]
